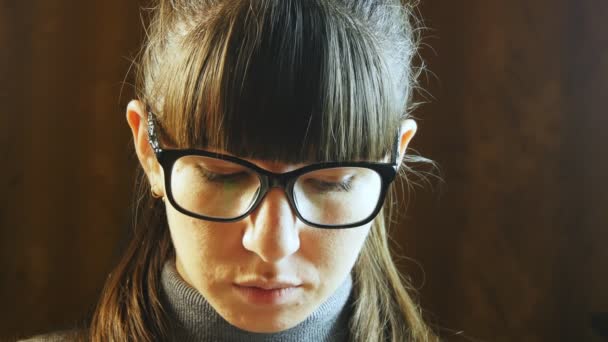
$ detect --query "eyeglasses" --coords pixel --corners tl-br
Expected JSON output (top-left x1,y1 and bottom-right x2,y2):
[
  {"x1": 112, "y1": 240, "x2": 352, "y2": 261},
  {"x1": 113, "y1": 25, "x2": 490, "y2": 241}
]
[{"x1": 147, "y1": 111, "x2": 400, "y2": 229}]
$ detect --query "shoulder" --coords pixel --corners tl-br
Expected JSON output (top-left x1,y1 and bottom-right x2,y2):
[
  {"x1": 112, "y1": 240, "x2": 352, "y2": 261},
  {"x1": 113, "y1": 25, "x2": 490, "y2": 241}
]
[{"x1": 17, "y1": 330, "x2": 82, "y2": 342}]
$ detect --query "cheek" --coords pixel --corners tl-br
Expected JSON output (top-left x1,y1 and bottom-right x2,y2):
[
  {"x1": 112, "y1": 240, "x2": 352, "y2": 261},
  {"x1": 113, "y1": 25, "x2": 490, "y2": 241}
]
[
  {"x1": 301, "y1": 224, "x2": 371, "y2": 287},
  {"x1": 165, "y1": 204, "x2": 245, "y2": 286}
]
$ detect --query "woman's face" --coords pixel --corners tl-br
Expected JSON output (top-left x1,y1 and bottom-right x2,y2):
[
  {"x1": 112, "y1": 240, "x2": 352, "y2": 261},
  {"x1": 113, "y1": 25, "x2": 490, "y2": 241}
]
[
  {"x1": 127, "y1": 100, "x2": 416, "y2": 333},
  {"x1": 165, "y1": 157, "x2": 372, "y2": 333}
]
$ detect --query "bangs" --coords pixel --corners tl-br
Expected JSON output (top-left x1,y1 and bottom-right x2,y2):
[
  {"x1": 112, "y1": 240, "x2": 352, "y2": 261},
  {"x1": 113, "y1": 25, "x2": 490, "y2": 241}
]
[{"x1": 157, "y1": 0, "x2": 402, "y2": 163}]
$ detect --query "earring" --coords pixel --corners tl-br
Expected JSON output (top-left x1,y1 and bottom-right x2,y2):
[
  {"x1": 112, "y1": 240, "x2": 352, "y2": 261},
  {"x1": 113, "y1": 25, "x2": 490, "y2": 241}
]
[{"x1": 151, "y1": 185, "x2": 163, "y2": 199}]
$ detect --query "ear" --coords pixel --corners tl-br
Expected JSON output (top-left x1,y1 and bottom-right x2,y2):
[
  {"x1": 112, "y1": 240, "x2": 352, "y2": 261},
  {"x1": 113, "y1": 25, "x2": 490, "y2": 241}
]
[
  {"x1": 126, "y1": 100, "x2": 165, "y2": 197},
  {"x1": 396, "y1": 119, "x2": 417, "y2": 166}
]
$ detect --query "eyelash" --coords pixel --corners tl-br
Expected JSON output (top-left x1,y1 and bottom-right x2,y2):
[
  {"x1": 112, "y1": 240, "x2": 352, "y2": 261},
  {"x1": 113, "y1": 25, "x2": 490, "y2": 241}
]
[
  {"x1": 196, "y1": 166, "x2": 247, "y2": 182},
  {"x1": 309, "y1": 177, "x2": 354, "y2": 193}
]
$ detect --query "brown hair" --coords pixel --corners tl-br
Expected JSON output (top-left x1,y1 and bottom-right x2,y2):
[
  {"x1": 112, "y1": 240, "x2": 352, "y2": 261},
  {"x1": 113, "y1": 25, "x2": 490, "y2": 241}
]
[{"x1": 90, "y1": 0, "x2": 439, "y2": 340}]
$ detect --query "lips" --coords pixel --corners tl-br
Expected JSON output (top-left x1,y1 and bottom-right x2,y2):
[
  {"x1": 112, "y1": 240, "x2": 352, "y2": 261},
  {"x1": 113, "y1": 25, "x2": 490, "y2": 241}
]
[
  {"x1": 233, "y1": 279, "x2": 302, "y2": 305},
  {"x1": 235, "y1": 280, "x2": 302, "y2": 290}
]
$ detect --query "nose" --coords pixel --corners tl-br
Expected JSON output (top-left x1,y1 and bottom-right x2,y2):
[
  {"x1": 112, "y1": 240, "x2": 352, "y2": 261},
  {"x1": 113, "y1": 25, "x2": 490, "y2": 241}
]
[{"x1": 242, "y1": 188, "x2": 300, "y2": 263}]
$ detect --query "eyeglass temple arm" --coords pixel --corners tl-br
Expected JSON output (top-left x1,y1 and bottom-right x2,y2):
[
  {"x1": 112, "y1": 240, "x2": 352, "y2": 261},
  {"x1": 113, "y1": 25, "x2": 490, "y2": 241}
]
[
  {"x1": 146, "y1": 110, "x2": 162, "y2": 155},
  {"x1": 391, "y1": 131, "x2": 401, "y2": 166}
]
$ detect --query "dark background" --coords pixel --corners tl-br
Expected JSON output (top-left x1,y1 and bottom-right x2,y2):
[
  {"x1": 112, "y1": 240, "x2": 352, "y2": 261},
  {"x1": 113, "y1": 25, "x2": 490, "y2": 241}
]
[{"x1": 1, "y1": 0, "x2": 606, "y2": 341}]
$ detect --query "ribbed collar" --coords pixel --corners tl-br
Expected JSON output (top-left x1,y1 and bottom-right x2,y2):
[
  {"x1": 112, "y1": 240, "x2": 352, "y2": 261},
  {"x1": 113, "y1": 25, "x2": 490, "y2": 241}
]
[{"x1": 160, "y1": 260, "x2": 353, "y2": 342}]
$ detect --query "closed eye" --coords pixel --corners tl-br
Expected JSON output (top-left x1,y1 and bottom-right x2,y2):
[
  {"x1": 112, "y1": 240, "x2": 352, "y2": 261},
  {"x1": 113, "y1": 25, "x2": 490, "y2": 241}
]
[
  {"x1": 305, "y1": 176, "x2": 354, "y2": 193},
  {"x1": 195, "y1": 165, "x2": 249, "y2": 182}
]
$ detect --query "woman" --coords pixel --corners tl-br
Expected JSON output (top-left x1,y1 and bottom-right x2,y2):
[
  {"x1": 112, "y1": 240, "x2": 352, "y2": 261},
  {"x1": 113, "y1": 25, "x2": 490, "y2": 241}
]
[{"x1": 25, "y1": 0, "x2": 438, "y2": 341}]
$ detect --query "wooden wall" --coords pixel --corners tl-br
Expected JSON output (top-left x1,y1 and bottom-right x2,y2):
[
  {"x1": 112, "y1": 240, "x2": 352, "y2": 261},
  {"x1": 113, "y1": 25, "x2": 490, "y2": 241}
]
[
  {"x1": 0, "y1": 0, "x2": 142, "y2": 340},
  {"x1": 401, "y1": 0, "x2": 608, "y2": 341},
  {"x1": 1, "y1": 0, "x2": 606, "y2": 341}
]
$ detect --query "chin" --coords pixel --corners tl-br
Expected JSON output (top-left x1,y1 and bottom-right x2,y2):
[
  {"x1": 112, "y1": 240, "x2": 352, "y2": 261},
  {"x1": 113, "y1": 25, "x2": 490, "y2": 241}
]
[{"x1": 223, "y1": 308, "x2": 305, "y2": 333}]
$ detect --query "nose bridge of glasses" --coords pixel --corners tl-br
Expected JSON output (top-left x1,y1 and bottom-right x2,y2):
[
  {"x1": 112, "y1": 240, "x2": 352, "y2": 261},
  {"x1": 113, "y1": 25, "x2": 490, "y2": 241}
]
[
  {"x1": 267, "y1": 173, "x2": 290, "y2": 189},
  {"x1": 253, "y1": 172, "x2": 296, "y2": 217}
]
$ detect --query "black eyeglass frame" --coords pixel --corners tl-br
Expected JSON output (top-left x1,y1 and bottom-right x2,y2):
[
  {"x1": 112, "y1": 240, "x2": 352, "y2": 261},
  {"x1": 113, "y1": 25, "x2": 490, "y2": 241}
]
[{"x1": 147, "y1": 111, "x2": 401, "y2": 229}]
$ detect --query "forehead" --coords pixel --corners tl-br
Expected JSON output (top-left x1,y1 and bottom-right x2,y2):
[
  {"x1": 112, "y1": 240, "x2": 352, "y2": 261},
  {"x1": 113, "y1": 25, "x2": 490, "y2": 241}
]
[{"x1": 204, "y1": 146, "x2": 310, "y2": 173}]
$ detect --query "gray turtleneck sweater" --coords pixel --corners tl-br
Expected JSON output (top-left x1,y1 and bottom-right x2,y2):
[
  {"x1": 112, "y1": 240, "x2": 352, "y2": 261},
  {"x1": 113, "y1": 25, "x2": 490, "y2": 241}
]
[{"x1": 19, "y1": 261, "x2": 353, "y2": 342}]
